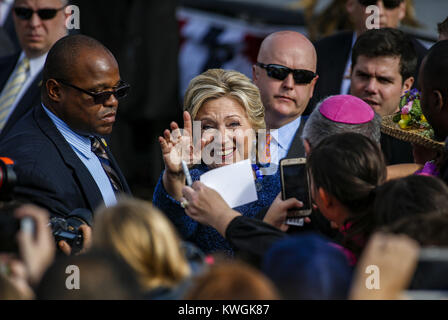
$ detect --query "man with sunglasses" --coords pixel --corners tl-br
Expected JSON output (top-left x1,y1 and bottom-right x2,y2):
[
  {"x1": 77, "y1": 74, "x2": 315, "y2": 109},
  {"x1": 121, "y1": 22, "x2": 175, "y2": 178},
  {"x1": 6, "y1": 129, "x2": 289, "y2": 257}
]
[
  {"x1": 253, "y1": 31, "x2": 318, "y2": 166},
  {"x1": 0, "y1": 0, "x2": 69, "y2": 138},
  {"x1": 0, "y1": 35, "x2": 131, "y2": 253},
  {"x1": 308, "y1": 0, "x2": 427, "y2": 115}
]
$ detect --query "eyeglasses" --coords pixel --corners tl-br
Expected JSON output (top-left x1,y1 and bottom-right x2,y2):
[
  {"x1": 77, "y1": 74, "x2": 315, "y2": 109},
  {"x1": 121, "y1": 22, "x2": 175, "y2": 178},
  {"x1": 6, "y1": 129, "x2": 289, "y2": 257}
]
[
  {"x1": 13, "y1": 6, "x2": 65, "y2": 20},
  {"x1": 357, "y1": 0, "x2": 403, "y2": 9},
  {"x1": 56, "y1": 79, "x2": 131, "y2": 105},
  {"x1": 256, "y1": 63, "x2": 317, "y2": 84}
]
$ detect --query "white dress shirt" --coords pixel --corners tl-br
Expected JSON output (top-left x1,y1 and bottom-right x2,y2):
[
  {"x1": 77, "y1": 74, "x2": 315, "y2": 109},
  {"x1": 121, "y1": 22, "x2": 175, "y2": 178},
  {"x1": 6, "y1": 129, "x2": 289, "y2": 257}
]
[{"x1": 268, "y1": 116, "x2": 302, "y2": 165}]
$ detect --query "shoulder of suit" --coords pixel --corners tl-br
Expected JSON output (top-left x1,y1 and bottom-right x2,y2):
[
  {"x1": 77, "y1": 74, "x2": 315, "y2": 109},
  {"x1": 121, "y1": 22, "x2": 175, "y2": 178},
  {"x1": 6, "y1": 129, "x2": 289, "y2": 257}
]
[{"x1": 0, "y1": 52, "x2": 19, "y2": 66}]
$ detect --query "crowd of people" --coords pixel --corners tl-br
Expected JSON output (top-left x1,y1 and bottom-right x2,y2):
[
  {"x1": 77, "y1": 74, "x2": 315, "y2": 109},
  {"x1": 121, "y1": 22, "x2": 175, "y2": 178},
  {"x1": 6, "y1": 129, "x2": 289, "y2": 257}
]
[{"x1": 1, "y1": 0, "x2": 448, "y2": 300}]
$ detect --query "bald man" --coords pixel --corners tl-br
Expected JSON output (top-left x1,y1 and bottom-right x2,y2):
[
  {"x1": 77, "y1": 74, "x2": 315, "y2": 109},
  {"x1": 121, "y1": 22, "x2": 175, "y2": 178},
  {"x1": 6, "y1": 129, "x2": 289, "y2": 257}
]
[{"x1": 253, "y1": 31, "x2": 318, "y2": 162}]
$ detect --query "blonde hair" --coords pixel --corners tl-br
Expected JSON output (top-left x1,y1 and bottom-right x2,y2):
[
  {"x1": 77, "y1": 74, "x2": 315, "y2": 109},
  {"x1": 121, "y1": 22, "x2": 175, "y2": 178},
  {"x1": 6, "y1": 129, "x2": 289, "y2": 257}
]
[
  {"x1": 93, "y1": 197, "x2": 191, "y2": 290},
  {"x1": 184, "y1": 69, "x2": 265, "y2": 130}
]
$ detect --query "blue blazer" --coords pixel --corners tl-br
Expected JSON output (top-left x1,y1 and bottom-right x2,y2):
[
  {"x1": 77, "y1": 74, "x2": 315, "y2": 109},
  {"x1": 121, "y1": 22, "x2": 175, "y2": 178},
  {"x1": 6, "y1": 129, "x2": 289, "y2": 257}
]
[
  {"x1": 0, "y1": 104, "x2": 131, "y2": 218},
  {"x1": 0, "y1": 53, "x2": 43, "y2": 138}
]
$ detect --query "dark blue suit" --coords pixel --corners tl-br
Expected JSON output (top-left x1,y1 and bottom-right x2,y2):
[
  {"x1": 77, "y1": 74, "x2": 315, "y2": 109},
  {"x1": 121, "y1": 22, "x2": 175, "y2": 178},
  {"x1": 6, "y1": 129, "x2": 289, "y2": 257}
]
[
  {"x1": 0, "y1": 104, "x2": 131, "y2": 218},
  {"x1": 0, "y1": 53, "x2": 43, "y2": 138}
]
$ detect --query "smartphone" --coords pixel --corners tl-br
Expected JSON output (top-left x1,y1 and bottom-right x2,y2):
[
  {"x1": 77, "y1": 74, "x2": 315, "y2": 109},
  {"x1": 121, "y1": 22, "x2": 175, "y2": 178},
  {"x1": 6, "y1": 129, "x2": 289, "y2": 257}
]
[{"x1": 280, "y1": 158, "x2": 312, "y2": 222}]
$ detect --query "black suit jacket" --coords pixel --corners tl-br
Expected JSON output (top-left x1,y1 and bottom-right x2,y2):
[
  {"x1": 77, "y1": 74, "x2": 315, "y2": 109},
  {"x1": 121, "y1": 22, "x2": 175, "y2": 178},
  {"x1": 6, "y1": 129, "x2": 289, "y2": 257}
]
[
  {"x1": 306, "y1": 31, "x2": 428, "y2": 115},
  {"x1": 285, "y1": 116, "x2": 307, "y2": 159},
  {"x1": 0, "y1": 53, "x2": 43, "y2": 138},
  {"x1": 0, "y1": 105, "x2": 131, "y2": 218}
]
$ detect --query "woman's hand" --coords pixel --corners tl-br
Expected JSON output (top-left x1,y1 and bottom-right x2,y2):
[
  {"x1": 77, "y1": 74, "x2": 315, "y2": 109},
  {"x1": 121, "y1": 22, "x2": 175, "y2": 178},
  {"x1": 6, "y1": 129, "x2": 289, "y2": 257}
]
[
  {"x1": 159, "y1": 112, "x2": 198, "y2": 174},
  {"x1": 159, "y1": 111, "x2": 201, "y2": 200},
  {"x1": 181, "y1": 181, "x2": 240, "y2": 237}
]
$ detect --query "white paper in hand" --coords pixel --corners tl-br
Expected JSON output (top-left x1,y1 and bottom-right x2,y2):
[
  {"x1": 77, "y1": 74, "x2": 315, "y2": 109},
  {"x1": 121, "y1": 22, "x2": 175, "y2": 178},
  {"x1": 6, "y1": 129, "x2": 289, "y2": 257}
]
[{"x1": 199, "y1": 159, "x2": 258, "y2": 208}]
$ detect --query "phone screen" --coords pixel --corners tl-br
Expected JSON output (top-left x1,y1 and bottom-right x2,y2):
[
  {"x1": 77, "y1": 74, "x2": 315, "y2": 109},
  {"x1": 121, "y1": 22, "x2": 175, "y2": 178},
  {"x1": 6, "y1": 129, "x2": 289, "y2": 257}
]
[{"x1": 281, "y1": 162, "x2": 311, "y2": 213}]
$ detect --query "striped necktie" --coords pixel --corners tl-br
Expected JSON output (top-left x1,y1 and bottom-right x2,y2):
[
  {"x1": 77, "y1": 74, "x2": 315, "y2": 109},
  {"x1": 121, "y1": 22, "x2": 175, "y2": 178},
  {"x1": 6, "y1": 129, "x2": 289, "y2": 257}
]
[
  {"x1": 0, "y1": 57, "x2": 30, "y2": 130},
  {"x1": 261, "y1": 131, "x2": 272, "y2": 164},
  {"x1": 91, "y1": 137, "x2": 124, "y2": 193}
]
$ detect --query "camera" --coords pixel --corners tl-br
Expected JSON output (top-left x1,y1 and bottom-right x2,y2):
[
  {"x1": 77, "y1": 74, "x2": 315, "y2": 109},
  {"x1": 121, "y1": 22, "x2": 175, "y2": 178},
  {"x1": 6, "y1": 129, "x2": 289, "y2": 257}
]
[{"x1": 49, "y1": 217, "x2": 84, "y2": 254}]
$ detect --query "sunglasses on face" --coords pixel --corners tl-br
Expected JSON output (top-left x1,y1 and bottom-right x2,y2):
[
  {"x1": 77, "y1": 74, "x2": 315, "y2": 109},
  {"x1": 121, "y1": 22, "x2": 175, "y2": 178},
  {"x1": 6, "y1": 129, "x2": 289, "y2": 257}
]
[
  {"x1": 13, "y1": 6, "x2": 65, "y2": 20},
  {"x1": 56, "y1": 79, "x2": 131, "y2": 105},
  {"x1": 357, "y1": 0, "x2": 403, "y2": 9},
  {"x1": 256, "y1": 63, "x2": 317, "y2": 85}
]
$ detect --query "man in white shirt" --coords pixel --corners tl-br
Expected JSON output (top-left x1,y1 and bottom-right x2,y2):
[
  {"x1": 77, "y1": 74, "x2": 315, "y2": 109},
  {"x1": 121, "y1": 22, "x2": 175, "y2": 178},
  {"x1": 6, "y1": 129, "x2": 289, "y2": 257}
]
[
  {"x1": 252, "y1": 31, "x2": 318, "y2": 166},
  {"x1": 0, "y1": 0, "x2": 69, "y2": 137}
]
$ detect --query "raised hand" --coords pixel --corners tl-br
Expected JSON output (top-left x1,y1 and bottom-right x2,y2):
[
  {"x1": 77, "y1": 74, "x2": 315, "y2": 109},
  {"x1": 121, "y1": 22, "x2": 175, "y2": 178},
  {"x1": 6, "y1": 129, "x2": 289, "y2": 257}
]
[
  {"x1": 159, "y1": 111, "x2": 206, "y2": 200},
  {"x1": 159, "y1": 111, "x2": 198, "y2": 175}
]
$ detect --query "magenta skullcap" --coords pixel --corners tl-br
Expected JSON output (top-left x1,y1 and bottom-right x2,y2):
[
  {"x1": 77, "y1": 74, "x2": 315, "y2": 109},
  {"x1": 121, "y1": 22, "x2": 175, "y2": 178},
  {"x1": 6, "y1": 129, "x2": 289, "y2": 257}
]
[{"x1": 319, "y1": 95, "x2": 374, "y2": 124}]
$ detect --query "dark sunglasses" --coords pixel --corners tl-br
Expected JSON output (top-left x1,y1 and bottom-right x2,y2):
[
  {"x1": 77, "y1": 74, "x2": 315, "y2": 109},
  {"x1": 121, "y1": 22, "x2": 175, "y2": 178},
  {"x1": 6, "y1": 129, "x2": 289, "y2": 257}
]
[
  {"x1": 358, "y1": 0, "x2": 403, "y2": 9},
  {"x1": 256, "y1": 63, "x2": 316, "y2": 85},
  {"x1": 56, "y1": 79, "x2": 131, "y2": 105},
  {"x1": 14, "y1": 6, "x2": 65, "y2": 20}
]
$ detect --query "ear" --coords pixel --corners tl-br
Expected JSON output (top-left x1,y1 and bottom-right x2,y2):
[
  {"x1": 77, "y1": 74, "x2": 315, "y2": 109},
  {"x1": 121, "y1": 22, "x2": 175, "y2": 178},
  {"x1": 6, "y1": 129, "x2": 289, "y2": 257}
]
[
  {"x1": 303, "y1": 138, "x2": 311, "y2": 155},
  {"x1": 46, "y1": 79, "x2": 63, "y2": 102},
  {"x1": 433, "y1": 90, "x2": 444, "y2": 113},
  {"x1": 401, "y1": 77, "x2": 414, "y2": 95},
  {"x1": 252, "y1": 64, "x2": 258, "y2": 83},
  {"x1": 308, "y1": 74, "x2": 319, "y2": 98},
  {"x1": 318, "y1": 187, "x2": 332, "y2": 209}
]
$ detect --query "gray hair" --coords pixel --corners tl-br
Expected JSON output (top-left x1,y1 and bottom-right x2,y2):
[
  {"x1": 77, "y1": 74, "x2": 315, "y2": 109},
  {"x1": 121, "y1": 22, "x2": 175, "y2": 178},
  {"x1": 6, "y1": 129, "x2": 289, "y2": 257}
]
[{"x1": 302, "y1": 96, "x2": 381, "y2": 149}]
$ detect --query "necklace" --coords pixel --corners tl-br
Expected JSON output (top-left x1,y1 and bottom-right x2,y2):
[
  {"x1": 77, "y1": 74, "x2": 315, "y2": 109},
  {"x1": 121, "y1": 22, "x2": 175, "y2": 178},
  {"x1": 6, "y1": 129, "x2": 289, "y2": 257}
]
[{"x1": 252, "y1": 164, "x2": 263, "y2": 191}]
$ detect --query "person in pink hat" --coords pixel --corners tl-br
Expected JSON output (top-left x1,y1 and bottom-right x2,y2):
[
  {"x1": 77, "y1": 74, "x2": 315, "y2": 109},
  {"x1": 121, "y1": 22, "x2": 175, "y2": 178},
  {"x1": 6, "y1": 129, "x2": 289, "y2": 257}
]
[{"x1": 302, "y1": 94, "x2": 381, "y2": 154}]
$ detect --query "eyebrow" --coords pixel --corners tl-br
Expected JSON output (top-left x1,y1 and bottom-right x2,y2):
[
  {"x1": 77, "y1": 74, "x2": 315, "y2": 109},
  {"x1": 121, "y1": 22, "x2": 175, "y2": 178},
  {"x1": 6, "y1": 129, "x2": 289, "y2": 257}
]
[
  {"x1": 199, "y1": 115, "x2": 242, "y2": 121},
  {"x1": 355, "y1": 70, "x2": 394, "y2": 82}
]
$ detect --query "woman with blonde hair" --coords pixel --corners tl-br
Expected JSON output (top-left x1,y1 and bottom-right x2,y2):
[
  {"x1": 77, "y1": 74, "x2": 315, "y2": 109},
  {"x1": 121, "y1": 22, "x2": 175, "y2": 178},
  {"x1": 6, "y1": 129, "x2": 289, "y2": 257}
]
[
  {"x1": 93, "y1": 197, "x2": 204, "y2": 299},
  {"x1": 153, "y1": 69, "x2": 283, "y2": 255}
]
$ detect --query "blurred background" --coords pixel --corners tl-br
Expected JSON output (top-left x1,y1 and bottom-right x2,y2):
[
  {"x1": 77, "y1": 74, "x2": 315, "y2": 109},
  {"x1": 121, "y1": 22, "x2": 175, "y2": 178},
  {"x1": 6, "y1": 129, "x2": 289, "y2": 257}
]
[{"x1": 34, "y1": 0, "x2": 448, "y2": 198}]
